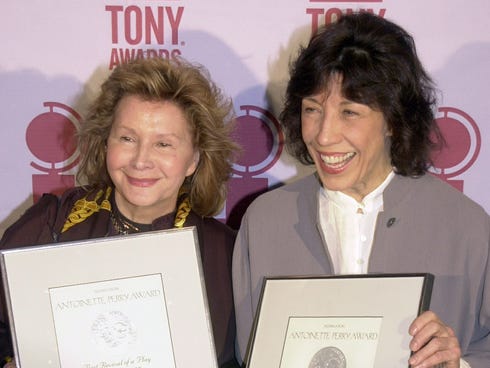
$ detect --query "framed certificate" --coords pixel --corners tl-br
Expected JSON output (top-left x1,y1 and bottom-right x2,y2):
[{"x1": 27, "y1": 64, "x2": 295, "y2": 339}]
[
  {"x1": 246, "y1": 273, "x2": 434, "y2": 368},
  {"x1": 0, "y1": 227, "x2": 218, "y2": 368}
]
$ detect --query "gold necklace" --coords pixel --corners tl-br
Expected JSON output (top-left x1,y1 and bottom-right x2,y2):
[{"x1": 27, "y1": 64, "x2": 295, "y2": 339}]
[
  {"x1": 111, "y1": 195, "x2": 192, "y2": 234},
  {"x1": 110, "y1": 211, "x2": 148, "y2": 235}
]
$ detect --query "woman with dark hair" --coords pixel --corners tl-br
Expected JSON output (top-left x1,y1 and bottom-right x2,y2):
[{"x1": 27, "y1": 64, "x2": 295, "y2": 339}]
[
  {"x1": 233, "y1": 12, "x2": 489, "y2": 367},
  {"x1": 1, "y1": 56, "x2": 240, "y2": 368}
]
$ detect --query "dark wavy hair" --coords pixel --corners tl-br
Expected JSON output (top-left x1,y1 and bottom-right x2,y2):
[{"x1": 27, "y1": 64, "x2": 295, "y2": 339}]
[
  {"x1": 280, "y1": 12, "x2": 443, "y2": 176},
  {"x1": 77, "y1": 56, "x2": 239, "y2": 216}
]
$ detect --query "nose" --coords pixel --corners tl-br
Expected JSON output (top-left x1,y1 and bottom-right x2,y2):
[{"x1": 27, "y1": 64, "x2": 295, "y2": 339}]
[
  {"x1": 316, "y1": 111, "x2": 342, "y2": 146},
  {"x1": 132, "y1": 142, "x2": 154, "y2": 170}
]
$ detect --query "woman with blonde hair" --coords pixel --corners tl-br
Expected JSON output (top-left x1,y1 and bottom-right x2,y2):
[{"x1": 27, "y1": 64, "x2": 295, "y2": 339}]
[{"x1": 1, "y1": 56, "x2": 240, "y2": 367}]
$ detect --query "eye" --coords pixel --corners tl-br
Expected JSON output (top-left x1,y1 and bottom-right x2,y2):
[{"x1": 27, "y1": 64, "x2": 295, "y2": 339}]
[
  {"x1": 120, "y1": 135, "x2": 134, "y2": 142},
  {"x1": 302, "y1": 104, "x2": 321, "y2": 115},
  {"x1": 156, "y1": 141, "x2": 171, "y2": 148},
  {"x1": 342, "y1": 109, "x2": 359, "y2": 117}
]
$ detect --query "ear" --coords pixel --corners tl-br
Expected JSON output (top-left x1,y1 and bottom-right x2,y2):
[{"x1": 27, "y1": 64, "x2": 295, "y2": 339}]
[
  {"x1": 186, "y1": 150, "x2": 200, "y2": 177},
  {"x1": 384, "y1": 121, "x2": 393, "y2": 137}
]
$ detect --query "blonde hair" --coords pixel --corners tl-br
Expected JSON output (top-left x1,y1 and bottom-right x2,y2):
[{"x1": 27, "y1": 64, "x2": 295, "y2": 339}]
[{"x1": 77, "y1": 57, "x2": 239, "y2": 216}]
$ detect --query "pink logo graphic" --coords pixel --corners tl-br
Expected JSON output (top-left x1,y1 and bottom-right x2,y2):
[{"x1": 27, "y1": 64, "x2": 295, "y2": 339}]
[
  {"x1": 430, "y1": 107, "x2": 481, "y2": 192},
  {"x1": 226, "y1": 105, "x2": 284, "y2": 228},
  {"x1": 26, "y1": 102, "x2": 81, "y2": 202}
]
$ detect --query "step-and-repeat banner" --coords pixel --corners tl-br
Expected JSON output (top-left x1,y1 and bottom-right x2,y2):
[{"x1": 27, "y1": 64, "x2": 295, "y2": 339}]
[{"x1": 1, "y1": 0, "x2": 489, "y2": 234}]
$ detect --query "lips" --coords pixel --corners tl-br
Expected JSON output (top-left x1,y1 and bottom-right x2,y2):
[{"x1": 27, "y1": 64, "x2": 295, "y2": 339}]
[
  {"x1": 127, "y1": 176, "x2": 159, "y2": 187},
  {"x1": 319, "y1": 152, "x2": 355, "y2": 174}
]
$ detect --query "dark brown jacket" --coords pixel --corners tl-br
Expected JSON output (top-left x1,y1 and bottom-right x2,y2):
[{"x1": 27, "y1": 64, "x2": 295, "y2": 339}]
[{"x1": 0, "y1": 186, "x2": 238, "y2": 367}]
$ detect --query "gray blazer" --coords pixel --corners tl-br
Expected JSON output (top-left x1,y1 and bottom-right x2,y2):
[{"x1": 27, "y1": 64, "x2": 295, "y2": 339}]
[{"x1": 232, "y1": 173, "x2": 490, "y2": 366}]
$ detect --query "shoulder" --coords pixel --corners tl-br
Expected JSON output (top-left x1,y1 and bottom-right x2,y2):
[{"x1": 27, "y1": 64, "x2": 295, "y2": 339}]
[
  {"x1": 0, "y1": 186, "x2": 90, "y2": 248},
  {"x1": 187, "y1": 214, "x2": 236, "y2": 267},
  {"x1": 394, "y1": 175, "x2": 485, "y2": 209},
  {"x1": 247, "y1": 173, "x2": 319, "y2": 212},
  {"x1": 57, "y1": 186, "x2": 92, "y2": 209},
  {"x1": 200, "y1": 216, "x2": 236, "y2": 245},
  {"x1": 56, "y1": 186, "x2": 109, "y2": 218},
  {"x1": 188, "y1": 212, "x2": 236, "y2": 249},
  {"x1": 243, "y1": 173, "x2": 320, "y2": 226},
  {"x1": 201, "y1": 216, "x2": 236, "y2": 235},
  {"x1": 0, "y1": 193, "x2": 60, "y2": 248},
  {"x1": 388, "y1": 174, "x2": 489, "y2": 226}
]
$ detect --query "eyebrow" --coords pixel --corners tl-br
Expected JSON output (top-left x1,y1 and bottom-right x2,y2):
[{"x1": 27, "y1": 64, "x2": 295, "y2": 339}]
[
  {"x1": 303, "y1": 96, "x2": 356, "y2": 106},
  {"x1": 112, "y1": 124, "x2": 135, "y2": 133},
  {"x1": 303, "y1": 96, "x2": 323, "y2": 104}
]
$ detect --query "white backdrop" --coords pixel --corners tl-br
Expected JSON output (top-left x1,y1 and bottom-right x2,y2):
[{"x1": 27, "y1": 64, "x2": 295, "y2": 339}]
[{"x1": 1, "y1": 0, "x2": 489, "y2": 234}]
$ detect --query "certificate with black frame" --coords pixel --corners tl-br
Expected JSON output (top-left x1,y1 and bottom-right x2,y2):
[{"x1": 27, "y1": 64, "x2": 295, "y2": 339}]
[
  {"x1": 0, "y1": 227, "x2": 218, "y2": 368},
  {"x1": 245, "y1": 273, "x2": 434, "y2": 368}
]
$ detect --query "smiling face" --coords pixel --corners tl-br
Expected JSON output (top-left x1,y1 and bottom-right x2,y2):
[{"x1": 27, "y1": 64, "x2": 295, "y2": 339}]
[
  {"x1": 301, "y1": 77, "x2": 392, "y2": 202},
  {"x1": 106, "y1": 95, "x2": 199, "y2": 223}
]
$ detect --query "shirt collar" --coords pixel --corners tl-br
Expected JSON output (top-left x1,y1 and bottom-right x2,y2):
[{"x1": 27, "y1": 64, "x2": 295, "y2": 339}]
[{"x1": 321, "y1": 171, "x2": 395, "y2": 214}]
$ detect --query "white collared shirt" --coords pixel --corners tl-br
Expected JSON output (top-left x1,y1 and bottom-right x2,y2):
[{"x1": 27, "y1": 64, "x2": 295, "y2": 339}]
[{"x1": 318, "y1": 171, "x2": 395, "y2": 274}]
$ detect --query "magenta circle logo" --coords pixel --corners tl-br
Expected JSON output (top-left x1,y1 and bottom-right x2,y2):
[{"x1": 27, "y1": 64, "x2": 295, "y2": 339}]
[
  {"x1": 430, "y1": 106, "x2": 480, "y2": 180},
  {"x1": 26, "y1": 102, "x2": 81, "y2": 173},
  {"x1": 232, "y1": 105, "x2": 284, "y2": 177}
]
